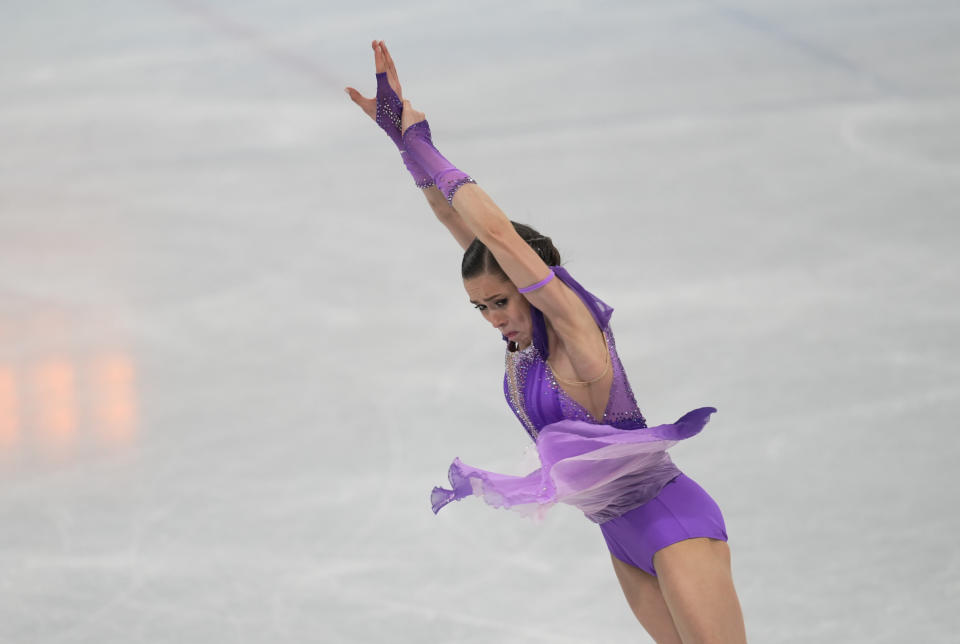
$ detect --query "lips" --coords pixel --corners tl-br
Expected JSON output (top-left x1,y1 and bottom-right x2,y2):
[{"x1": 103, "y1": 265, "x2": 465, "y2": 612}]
[{"x1": 505, "y1": 331, "x2": 518, "y2": 339}]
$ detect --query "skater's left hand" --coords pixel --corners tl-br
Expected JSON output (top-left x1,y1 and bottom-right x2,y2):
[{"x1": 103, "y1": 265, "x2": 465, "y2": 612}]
[{"x1": 345, "y1": 40, "x2": 405, "y2": 134}]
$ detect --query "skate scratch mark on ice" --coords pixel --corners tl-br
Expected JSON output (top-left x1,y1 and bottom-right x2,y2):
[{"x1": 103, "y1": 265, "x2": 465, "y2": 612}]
[
  {"x1": 162, "y1": 0, "x2": 344, "y2": 89},
  {"x1": 706, "y1": 2, "x2": 908, "y2": 97},
  {"x1": 24, "y1": 550, "x2": 147, "y2": 642},
  {"x1": 816, "y1": 386, "x2": 960, "y2": 423},
  {"x1": 361, "y1": 595, "x2": 586, "y2": 643},
  {"x1": 298, "y1": 563, "x2": 588, "y2": 643},
  {"x1": 840, "y1": 104, "x2": 960, "y2": 174}
]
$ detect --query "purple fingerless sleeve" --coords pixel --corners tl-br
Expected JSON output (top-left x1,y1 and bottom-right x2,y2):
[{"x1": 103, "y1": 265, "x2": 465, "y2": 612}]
[
  {"x1": 401, "y1": 120, "x2": 476, "y2": 203},
  {"x1": 375, "y1": 73, "x2": 433, "y2": 188}
]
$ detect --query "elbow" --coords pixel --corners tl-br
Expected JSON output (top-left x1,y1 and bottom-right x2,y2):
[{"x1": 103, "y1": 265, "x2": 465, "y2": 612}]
[{"x1": 477, "y1": 216, "x2": 514, "y2": 250}]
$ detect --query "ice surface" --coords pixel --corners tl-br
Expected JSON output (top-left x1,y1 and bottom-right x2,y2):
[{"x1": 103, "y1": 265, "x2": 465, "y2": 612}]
[{"x1": 1, "y1": 1, "x2": 958, "y2": 642}]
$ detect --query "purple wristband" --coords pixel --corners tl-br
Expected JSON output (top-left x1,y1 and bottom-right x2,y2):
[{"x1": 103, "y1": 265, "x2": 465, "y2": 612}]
[{"x1": 518, "y1": 270, "x2": 556, "y2": 293}]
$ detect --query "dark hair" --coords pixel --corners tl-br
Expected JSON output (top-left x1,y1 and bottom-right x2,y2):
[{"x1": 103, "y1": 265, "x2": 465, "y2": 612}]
[{"x1": 461, "y1": 221, "x2": 562, "y2": 281}]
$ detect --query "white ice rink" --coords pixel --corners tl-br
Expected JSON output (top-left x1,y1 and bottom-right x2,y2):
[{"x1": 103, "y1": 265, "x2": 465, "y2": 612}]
[{"x1": 2, "y1": 1, "x2": 959, "y2": 642}]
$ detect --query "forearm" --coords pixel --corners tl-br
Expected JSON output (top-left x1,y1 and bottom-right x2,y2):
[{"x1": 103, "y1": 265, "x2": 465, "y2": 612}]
[
  {"x1": 422, "y1": 186, "x2": 475, "y2": 250},
  {"x1": 401, "y1": 120, "x2": 507, "y2": 245}
]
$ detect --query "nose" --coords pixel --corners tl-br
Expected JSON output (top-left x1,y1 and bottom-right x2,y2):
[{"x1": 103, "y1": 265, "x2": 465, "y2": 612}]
[{"x1": 489, "y1": 312, "x2": 507, "y2": 329}]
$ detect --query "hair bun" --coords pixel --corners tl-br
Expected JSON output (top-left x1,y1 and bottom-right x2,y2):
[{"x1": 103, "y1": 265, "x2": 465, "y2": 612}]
[{"x1": 462, "y1": 221, "x2": 562, "y2": 279}]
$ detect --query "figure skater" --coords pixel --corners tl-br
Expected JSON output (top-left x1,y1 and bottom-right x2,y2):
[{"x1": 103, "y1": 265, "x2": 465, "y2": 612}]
[{"x1": 347, "y1": 40, "x2": 747, "y2": 644}]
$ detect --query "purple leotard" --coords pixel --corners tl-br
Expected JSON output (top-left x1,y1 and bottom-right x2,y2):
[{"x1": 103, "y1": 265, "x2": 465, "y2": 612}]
[{"x1": 431, "y1": 266, "x2": 727, "y2": 576}]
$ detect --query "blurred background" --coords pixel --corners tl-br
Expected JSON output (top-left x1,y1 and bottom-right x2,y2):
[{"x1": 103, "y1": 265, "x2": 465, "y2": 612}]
[{"x1": 1, "y1": 1, "x2": 958, "y2": 642}]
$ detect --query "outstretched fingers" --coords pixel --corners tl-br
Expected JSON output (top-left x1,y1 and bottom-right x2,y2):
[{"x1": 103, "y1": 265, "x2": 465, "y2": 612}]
[
  {"x1": 346, "y1": 41, "x2": 407, "y2": 125},
  {"x1": 380, "y1": 40, "x2": 403, "y2": 99},
  {"x1": 345, "y1": 40, "x2": 391, "y2": 121},
  {"x1": 372, "y1": 39, "x2": 386, "y2": 74}
]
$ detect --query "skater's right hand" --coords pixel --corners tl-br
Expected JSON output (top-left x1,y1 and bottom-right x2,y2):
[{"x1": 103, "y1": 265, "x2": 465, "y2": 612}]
[{"x1": 400, "y1": 99, "x2": 426, "y2": 135}]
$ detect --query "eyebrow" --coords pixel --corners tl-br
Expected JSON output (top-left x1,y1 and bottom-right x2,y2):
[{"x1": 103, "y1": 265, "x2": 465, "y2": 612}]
[{"x1": 469, "y1": 293, "x2": 506, "y2": 305}]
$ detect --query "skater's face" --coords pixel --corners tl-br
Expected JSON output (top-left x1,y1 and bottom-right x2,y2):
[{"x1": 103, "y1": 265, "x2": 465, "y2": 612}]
[{"x1": 464, "y1": 272, "x2": 534, "y2": 349}]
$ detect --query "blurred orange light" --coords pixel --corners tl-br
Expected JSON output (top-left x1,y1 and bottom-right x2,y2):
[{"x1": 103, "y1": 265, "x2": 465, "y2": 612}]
[
  {"x1": 34, "y1": 359, "x2": 77, "y2": 447},
  {"x1": 91, "y1": 353, "x2": 137, "y2": 443},
  {"x1": 0, "y1": 366, "x2": 18, "y2": 449}
]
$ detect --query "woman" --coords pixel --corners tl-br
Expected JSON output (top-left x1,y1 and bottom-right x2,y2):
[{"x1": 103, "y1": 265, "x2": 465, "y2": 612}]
[{"x1": 347, "y1": 40, "x2": 747, "y2": 643}]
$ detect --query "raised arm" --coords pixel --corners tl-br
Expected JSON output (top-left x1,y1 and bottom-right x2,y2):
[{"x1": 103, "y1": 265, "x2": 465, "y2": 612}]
[
  {"x1": 400, "y1": 103, "x2": 605, "y2": 372},
  {"x1": 345, "y1": 41, "x2": 474, "y2": 251}
]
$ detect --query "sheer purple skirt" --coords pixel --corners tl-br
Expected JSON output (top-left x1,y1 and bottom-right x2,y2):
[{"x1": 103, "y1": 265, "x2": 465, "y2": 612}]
[{"x1": 430, "y1": 407, "x2": 716, "y2": 523}]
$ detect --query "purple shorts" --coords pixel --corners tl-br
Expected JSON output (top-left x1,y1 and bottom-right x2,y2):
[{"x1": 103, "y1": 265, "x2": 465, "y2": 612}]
[{"x1": 599, "y1": 473, "x2": 728, "y2": 577}]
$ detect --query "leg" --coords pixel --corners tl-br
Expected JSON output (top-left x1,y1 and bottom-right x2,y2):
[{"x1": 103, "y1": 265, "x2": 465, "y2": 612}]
[
  {"x1": 609, "y1": 553, "x2": 683, "y2": 644},
  {"x1": 653, "y1": 537, "x2": 746, "y2": 644}
]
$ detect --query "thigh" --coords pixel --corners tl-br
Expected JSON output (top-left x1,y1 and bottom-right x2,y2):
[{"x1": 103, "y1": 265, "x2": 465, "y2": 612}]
[
  {"x1": 654, "y1": 538, "x2": 746, "y2": 644},
  {"x1": 609, "y1": 554, "x2": 682, "y2": 644}
]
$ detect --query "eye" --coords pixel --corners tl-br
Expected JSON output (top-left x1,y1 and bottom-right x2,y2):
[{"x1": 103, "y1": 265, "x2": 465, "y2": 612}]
[
  {"x1": 474, "y1": 304, "x2": 487, "y2": 311},
  {"x1": 494, "y1": 299, "x2": 508, "y2": 308}
]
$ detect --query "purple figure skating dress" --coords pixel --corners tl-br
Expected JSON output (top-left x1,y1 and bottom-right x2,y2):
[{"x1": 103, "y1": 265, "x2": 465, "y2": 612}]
[{"x1": 431, "y1": 266, "x2": 727, "y2": 576}]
